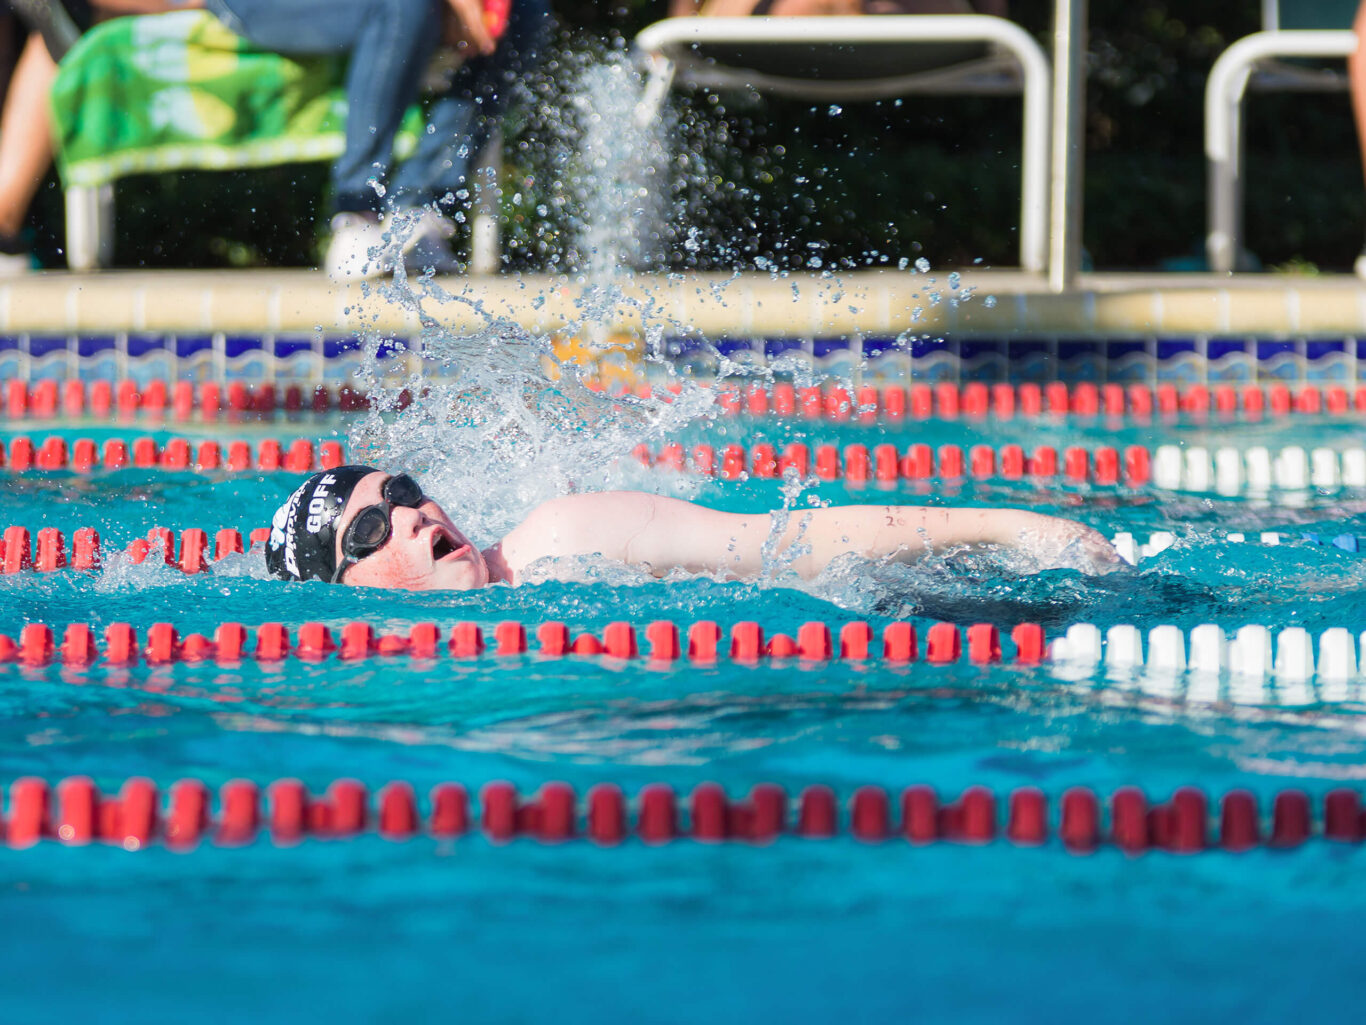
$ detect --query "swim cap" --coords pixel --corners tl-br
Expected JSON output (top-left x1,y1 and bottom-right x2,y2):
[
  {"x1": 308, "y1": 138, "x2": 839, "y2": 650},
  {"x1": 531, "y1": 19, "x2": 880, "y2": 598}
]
[{"x1": 265, "y1": 466, "x2": 377, "y2": 583}]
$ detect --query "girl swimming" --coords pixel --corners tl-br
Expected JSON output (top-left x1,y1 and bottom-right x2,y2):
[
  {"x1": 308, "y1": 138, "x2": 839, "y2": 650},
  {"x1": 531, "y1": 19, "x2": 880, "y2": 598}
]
[{"x1": 267, "y1": 465, "x2": 1119, "y2": 590}]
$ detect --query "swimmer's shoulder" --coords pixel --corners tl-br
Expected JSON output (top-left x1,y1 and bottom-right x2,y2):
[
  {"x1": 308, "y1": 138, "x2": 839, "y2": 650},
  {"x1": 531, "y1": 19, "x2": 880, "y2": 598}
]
[
  {"x1": 495, "y1": 493, "x2": 599, "y2": 570},
  {"x1": 497, "y1": 492, "x2": 662, "y2": 568}
]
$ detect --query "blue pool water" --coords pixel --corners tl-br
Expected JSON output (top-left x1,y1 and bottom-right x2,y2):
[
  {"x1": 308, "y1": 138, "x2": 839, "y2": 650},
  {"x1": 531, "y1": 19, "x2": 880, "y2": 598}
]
[{"x1": 4, "y1": 386, "x2": 1366, "y2": 1021}]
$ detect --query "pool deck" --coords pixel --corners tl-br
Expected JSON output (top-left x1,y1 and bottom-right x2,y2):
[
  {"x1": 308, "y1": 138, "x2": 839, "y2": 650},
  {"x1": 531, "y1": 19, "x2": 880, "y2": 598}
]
[{"x1": 5, "y1": 268, "x2": 1366, "y2": 339}]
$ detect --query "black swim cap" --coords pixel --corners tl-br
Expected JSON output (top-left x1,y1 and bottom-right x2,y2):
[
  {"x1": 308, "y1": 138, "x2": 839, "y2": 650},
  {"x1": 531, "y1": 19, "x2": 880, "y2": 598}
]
[{"x1": 266, "y1": 466, "x2": 377, "y2": 583}]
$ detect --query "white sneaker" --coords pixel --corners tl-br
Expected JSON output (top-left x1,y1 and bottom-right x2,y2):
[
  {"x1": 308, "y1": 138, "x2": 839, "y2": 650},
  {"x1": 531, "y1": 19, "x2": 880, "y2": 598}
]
[
  {"x1": 399, "y1": 208, "x2": 462, "y2": 276},
  {"x1": 324, "y1": 212, "x2": 393, "y2": 281},
  {"x1": 0, "y1": 250, "x2": 31, "y2": 276},
  {"x1": 1355, "y1": 245, "x2": 1366, "y2": 281},
  {"x1": 326, "y1": 209, "x2": 461, "y2": 280}
]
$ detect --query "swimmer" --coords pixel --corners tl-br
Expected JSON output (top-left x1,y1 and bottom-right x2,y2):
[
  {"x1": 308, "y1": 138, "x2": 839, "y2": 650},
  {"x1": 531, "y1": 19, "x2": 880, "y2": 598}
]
[{"x1": 266, "y1": 465, "x2": 1120, "y2": 590}]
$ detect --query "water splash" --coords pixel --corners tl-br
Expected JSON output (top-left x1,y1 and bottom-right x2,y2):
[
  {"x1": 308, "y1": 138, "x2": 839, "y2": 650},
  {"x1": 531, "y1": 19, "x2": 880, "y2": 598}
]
[
  {"x1": 319, "y1": 49, "x2": 1042, "y2": 601},
  {"x1": 564, "y1": 52, "x2": 674, "y2": 278},
  {"x1": 329, "y1": 47, "x2": 750, "y2": 549}
]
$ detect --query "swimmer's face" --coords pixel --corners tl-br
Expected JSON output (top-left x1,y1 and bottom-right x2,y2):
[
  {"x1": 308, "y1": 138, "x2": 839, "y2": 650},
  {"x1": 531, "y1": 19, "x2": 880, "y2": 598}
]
[{"x1": 334, "y1": 471, "x2": 488, "y2": 591}]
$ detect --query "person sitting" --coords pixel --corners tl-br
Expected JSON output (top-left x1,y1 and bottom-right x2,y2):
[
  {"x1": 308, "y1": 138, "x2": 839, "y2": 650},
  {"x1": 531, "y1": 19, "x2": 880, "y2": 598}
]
[
  {"x1": 264, "y1": 466, "x2": 1120, "y2": 590},
  {"x1": 201, "y1": 0, "x2": 550, "y2": 280},
  {"x1": 0, "y1": 0, "x2": 193, "y2": 273},
  {"x1": 0, "y1": 27, "x2": 55, "y2": 273}
]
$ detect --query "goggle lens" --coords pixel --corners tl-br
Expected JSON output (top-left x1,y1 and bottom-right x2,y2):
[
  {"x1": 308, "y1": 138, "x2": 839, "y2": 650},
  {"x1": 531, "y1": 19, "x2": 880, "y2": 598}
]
[
  {"x1": 383, "y1": 474, "x2": 424, "y2": 508},
  {"x1": 347, "y1": 506, "x2": 391, "y2": 553}
]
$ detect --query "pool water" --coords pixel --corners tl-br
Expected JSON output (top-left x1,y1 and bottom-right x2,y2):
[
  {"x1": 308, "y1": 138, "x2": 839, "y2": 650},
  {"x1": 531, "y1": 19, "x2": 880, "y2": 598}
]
[{"x1": 3, "y1": 387, "x2": 1366, "y2": 1021}]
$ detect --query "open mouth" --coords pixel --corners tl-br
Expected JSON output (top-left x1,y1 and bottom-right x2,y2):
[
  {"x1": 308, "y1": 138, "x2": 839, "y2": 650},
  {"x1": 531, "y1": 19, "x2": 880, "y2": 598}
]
[{"x1": 431, "y1": 530, "x2": 469, "y2": 562}]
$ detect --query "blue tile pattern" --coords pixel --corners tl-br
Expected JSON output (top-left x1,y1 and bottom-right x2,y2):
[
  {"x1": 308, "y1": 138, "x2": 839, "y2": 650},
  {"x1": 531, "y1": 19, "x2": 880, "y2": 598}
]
[
  {"x1": 27, "y1": 335, "x2": 69, "y2": 359},
  {"x1": 174, "y1": 335, "x2": 214, "y2": 359},
  {"x1": 1058, "y1": 338, "x2": 1104, "y2": 382},
  {"x1": 1206, "y1": 338, "x2": 1253, "y2": 383},
  {"x1": 323, "y1": 336, "x2": 363, "y2": 360},
  {"x1": 1305, "y1": 339, "x2": 1352, "y2": 382},
  {"x1": 274, "y1": 336, "x2": 319, "y2": 380},
  {"x1": 27, "y1": 335, "x2": 70, "y2": 380},
  {"x1": 859, "y1": 337, "x2": 899, "y2": 361},
  {"x1": 763, "y1": 337, "x2": 805, "y2": 359},
  {"x1": 1, "y1": 331, "x2": 1366, "y2": 386}
]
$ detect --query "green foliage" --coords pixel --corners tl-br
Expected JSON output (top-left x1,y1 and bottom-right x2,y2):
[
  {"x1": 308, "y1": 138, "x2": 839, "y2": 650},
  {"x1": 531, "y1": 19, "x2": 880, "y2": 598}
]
[{"x1": 32, "y1": 0, "x2": 1366, "y2": 271}]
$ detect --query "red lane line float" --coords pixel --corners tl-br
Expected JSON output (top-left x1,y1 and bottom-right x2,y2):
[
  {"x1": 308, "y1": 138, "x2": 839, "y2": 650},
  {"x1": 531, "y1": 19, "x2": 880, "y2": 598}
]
[
  {"x1": 19, "y1": 616, "x2": 1366, "y2": 683},
  {"x1": 0, "y1": 380, "x2": 369, "y2": 420},
  {"x1": 7, "y1": 525, "x2": 1355, "y2": 582},
  {"x1": 0, "y1": 526, "x2": 265, "y2": 576},
  {"x1": 4, "y1": 777, "x2": 1363, "y2": 853},
  {"x1": 697, "y1": 383, "x2": 1364, "y2": 423},
  {"x1": 0, "y1": 618, "x2": 1045, "y2": 667},
  {"x1": 644, "y1": 440, "x2": 1151, "y2": 485},
  {"x1": 640, "y1": 439, "x2": 1366, "y2": 491},
  {"x1": 5, "y1": 380, "x2": 1362, "y2": 425},
  {"x1": 0, "y1": 436, "x2": 345, "y2": 473},
  {"x1": 34, "y1": 613, "x2": 1366, "y2": 703}
]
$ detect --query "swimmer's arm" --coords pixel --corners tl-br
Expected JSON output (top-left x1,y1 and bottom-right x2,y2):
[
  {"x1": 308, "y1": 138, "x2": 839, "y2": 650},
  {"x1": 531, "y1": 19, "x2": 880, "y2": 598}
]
[
  {"x1": 760, "y1": 505, "x2": 1027, "y2": 578},
  {"x1": 711, "y1": 504, "x2": 1105, "y2": 579},
  {"x1": 504, "y1": 494, "x2": 1109, "y2": 580},
  {"x1": 773, "y1": 505, "x2": 1119, "y2": 577}
]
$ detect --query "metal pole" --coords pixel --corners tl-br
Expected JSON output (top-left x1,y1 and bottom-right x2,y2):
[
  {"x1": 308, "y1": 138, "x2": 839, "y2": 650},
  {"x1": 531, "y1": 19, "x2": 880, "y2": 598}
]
[{"x1": 1048, "y1": 0, "x2": 1087, "y2": 292}]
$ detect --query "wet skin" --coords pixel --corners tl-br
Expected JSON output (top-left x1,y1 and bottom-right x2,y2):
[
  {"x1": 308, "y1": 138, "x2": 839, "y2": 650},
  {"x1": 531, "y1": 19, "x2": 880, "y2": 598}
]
[
  {"x1": 327, "y1": 476, "x2": 1117, "y2": 592},
  {"x1": 334, "y1": 471, "x2": 499, "y2": 591}
]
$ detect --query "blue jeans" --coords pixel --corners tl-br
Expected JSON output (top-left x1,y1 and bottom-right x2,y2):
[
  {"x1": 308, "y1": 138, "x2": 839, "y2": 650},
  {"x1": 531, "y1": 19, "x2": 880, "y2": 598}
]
[{"x1": 206, "y1": 0, "x2": 551, "y2": 214}]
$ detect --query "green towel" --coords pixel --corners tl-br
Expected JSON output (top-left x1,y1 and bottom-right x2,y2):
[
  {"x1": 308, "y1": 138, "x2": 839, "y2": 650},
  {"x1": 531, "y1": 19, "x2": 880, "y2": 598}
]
[{"x1": 51, "y1": 10, "x2": 422, "y2": 188}]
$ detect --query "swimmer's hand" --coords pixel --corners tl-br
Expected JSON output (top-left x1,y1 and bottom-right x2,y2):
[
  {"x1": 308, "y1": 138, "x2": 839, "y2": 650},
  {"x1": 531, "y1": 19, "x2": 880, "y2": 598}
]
[{"x1": 996, "y1": 511, "x2": 1121, "y2": 575}]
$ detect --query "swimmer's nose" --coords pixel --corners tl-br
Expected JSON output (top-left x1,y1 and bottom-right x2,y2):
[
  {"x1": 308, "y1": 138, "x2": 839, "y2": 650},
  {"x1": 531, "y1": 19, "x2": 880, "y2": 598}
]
[{"x1": 392, "y1": 505, "x2": 425, "y2": 537}]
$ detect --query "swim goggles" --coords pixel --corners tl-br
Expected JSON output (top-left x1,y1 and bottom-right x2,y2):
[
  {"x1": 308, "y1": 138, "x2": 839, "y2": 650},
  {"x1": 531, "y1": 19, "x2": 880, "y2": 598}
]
[{"x1": 331, "y1": 473, "x2": 425, "y2": 583}]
